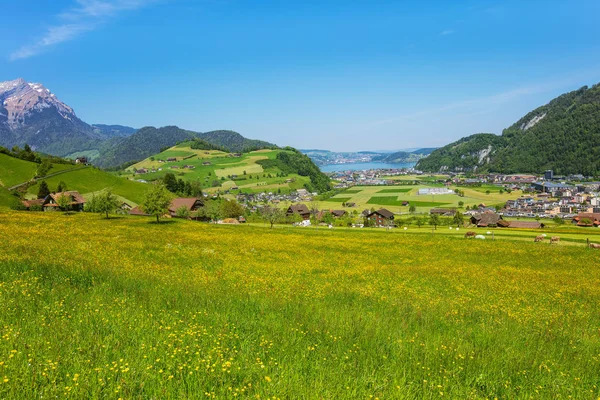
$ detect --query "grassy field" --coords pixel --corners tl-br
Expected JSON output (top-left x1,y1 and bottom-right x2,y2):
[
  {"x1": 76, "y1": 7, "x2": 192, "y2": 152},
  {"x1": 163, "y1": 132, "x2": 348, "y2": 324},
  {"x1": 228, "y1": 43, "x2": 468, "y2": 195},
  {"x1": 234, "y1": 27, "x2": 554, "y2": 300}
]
[
  {"x1": 0, "y1": 154, "x2": 38, "y2": 187},
  {"x1": 319, "y1": 185, "x2": 522, "y2": 212},
  {"x1": 25, "y1": 167, "x2": 150, "y2": 205},
  {"x1": 0, "y1": 211, "x2": 598, "y2": 398},
  {"x1": 121, "y1": 144, "x2": 311, "y2": 194}
]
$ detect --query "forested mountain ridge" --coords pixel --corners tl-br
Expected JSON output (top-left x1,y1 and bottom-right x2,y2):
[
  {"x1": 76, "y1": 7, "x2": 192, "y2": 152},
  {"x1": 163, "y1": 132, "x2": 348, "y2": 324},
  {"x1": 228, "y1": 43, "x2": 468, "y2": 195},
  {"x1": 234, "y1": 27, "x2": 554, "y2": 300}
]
[{"x1": 416, "y1": 83, "x2": 600, "y2": 175}]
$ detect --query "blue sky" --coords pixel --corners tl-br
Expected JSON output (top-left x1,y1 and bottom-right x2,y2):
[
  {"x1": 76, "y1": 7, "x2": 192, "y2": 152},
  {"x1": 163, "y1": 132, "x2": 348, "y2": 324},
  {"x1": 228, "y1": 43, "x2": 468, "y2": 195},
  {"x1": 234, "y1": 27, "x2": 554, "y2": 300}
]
[{"x1": 1, "y1": 0, "x2": 599, "y2": 151}]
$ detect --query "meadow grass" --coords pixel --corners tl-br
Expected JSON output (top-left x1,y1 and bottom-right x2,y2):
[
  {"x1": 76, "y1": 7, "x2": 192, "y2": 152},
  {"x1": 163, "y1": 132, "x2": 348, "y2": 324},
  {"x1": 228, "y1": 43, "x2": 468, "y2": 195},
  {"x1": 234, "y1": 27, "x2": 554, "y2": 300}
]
[
  {"x1": 0, "y1": 154, "x2": 38, "y2": 187},
  {"x1": 377, "y1": 188, "x2": 413, "y2": 193},
  {"x1": 367, "y1": 196, "x2": 450, "y2": 208},
  {"x1": 0, "y1": 212, "x2": 598, "y2": 398}
]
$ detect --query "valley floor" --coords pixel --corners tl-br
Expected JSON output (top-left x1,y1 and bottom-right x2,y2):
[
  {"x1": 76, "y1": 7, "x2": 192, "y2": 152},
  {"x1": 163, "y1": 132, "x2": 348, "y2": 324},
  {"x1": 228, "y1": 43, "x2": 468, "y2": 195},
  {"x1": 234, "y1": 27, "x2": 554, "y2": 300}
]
[{"x1": 0, "y1": 211, "x2": 599, "y2": 398}]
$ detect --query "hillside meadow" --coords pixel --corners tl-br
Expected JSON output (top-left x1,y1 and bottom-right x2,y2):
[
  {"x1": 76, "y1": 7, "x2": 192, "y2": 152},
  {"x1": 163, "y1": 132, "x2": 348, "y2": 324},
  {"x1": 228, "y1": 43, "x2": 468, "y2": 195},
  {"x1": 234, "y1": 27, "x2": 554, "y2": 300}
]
[
  {"x1": 0, "y1": 211, "x2": 598, "y2": 398},
  {"x1": 121, "y1": 145, "x2": 312, "y2": 193}
]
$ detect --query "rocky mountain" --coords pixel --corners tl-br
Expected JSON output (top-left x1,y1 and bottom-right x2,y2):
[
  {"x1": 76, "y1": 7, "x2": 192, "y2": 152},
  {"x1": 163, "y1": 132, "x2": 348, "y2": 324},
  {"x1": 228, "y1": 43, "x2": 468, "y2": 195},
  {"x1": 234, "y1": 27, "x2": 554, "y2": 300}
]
[
  {"x1": 0, "y1": 79, "x2": 278, "y2": 168},
  {"x1": 416, "y1": 84, "x2": 600, "y2": 175},
  {"x1": 0, "y1": 78, "x2": 100, "y2": 155}
]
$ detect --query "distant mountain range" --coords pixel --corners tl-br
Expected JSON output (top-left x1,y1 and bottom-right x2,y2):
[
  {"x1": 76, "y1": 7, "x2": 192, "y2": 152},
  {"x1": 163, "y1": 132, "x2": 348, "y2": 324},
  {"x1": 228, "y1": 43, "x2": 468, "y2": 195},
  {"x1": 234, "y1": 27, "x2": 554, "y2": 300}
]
[
  {"x1": 417, "y1": 83, "x2": 600, "y2": 175},
  {"x1": 0, "y1": 78, "x2": 276, "y2": 168},
  {"x1": 301, "y1": 148, "x2": 436, "y2": 166}
]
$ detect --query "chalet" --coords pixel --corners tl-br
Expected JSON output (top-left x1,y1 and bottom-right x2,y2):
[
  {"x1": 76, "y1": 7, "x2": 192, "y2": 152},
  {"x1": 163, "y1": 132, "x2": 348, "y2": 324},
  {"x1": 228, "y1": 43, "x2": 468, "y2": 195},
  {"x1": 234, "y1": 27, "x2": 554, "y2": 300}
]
[
  {"x1": 202, "y1": 161, "x2": 211, "y2": 166},
  {"x1": 331, "y1": 210, "x2": 347, "y2": 218},
  {"x1": 169, "y1": 198, "x2": 205, "y2": 217},
  {"x1": 402, "y1": 201, "x2": 409, "y2": 207},
  {"x1": 42, "y1": 191, "x2": 86, "y2": 212},
  {"x1": 135, "y1": 168, "x2": 149, "y2": 174},
  {"x1": 167, "y1": 157, "x2": 177, "y2": 162},
  {"x1": 129, "y1": 206, "x2": 149, "y2": 216},
  {"x1": 120, "y1": 202, "x2": 133, "y2": 211},
  {"x1": 286, "y1": 204, "x2": 310, "y2": 220},
  {"x1": 572, "y1": 213, "x2": 600, "y2": 227},
  {"x1": 470, "y1": 211, "x2": 502, "y2": 227},
  {"x1": 366, "y1": 208, "x2": 395, "y2": 227},
  {"x1": 183, "y1": 165, "x2": 195, "y2": 169},
  {"x1": 75, "y1": 156, "x2": 88, "y2": 164}
]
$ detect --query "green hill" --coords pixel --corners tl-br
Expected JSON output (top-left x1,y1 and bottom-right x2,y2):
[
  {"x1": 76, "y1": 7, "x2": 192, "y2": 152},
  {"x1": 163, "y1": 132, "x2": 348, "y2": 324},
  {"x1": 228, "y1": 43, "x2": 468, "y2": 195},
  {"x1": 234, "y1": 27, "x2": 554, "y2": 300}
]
[
  {"x1": 0, "y1": 153, "x2": 38, "y2": 187},
  {"x1": 197, "y1": 130, "x2": 276, "y2": 153},
  {"x1": 26, "y1": 167, "x2": 149, "y2": 205},
  {"x1": 123, "y1": 143, "x2": 331, "y2": 193},
  {"x1": 416, "y1": 83, "x2": 600, "y2": 175}
]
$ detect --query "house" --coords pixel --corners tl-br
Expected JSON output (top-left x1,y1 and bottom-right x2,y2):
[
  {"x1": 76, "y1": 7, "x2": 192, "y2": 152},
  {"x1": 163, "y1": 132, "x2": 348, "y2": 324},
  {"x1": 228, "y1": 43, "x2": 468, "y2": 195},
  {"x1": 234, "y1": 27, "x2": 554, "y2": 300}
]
[
  {"x1": 331, "y1": 210, "x2": 347, "y2": 218},
  {"x1": 296, "y1": 188, "x2": 310, "y2": 198},
  {"x1": 286, "y1": 204, "x2": 310, "y2": 220},
  {"x1": 169, "y1": 198, "x2": 204, "y2": 217},
  {"x1": 129, "y1": 206, "x2": 149, "y2": 216},
  {"x1": 498, "y1": 221, "x2": 545, "y2": 229},
  {"x1": 167, "y1": 157, "x2": 177, "y2": 162},
  {"x1": 402, "y1": 201, "x2": 409, "y2": 206},
  {"x1": 42, "y1": 191, "x2": 86, "y2": 212},
  {"x1": 572, "y1": 213, "x2": 600, "y2": 227},
  {"x1": 75, "y1": 156, "x2": 88, "y2": 164},
  {"x1": 366, "y1": 208, "x2": 395, "y2": 227},
  {"x1": 470, "y1": 211, "x2": 502, "y2": 227},
  {"x1": 135, "y1": 168, "x2": 149, "y2": 174},
  {"x1": 202, "y1": 161, "x2": 211, "y2": 166},
  {"x1": 21, "y1": 198, "x2": 44, "y2": 210}
]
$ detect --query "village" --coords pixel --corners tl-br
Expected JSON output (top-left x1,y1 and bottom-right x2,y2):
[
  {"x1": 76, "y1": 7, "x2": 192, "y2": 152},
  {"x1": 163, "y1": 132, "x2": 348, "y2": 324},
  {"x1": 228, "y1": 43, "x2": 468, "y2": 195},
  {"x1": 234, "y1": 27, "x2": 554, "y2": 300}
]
[{"x1": 19, "y1": 167, "x2": 600, "y2": 232}]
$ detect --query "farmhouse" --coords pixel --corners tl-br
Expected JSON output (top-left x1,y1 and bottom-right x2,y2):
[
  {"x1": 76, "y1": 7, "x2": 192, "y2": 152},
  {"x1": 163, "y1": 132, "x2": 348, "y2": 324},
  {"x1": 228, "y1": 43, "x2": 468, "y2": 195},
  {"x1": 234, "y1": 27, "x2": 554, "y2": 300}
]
[
  {"x1": 202, "y1": 161, "x2": 211, "y2": 165},
  {"x1": 286, "y1": 204, "x2": 310, "y2": 220},
  {"x1": 572, "y1": 212, "x2": 600, "y2": 227},
  {"x1": 42, "y1": 191, "x2": 86, "y2": 212},
  {"x1": 498, "y1": 220, "x2": 545, "y2": 229},
  {"x1": 167, "y1": 157, "x2": 177, "y2": 162},
  {"x1": 168, "y1": 198, "x2": 205, "y2": 217},
  {"x1": 21, "y1": 198, "x2": 44, "y2": 210},
  {"x1": 366, "y1": 208, "x2": 395, "y2": 227},
  {"x1": 470, "y1": 211, "x2": 502, "y2": 227}
]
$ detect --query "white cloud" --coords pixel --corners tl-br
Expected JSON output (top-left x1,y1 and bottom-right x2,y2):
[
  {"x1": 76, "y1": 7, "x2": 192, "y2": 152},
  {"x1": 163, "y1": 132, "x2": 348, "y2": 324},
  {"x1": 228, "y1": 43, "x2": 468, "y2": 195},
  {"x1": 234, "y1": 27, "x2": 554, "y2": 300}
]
[
  {"x1": 439, "y1": 29, "x2": 455, "y2": 36},
  {"x1": 10, "y1": 0, "x2": 157, "y2": 61}
]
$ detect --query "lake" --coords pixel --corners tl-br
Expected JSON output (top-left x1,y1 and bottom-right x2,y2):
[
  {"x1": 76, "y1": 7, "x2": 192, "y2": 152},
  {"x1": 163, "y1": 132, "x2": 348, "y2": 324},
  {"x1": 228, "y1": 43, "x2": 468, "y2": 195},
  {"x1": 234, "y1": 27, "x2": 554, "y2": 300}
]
[{"x1": 319, "y1": 161, "x2": 417, "y2": 172}]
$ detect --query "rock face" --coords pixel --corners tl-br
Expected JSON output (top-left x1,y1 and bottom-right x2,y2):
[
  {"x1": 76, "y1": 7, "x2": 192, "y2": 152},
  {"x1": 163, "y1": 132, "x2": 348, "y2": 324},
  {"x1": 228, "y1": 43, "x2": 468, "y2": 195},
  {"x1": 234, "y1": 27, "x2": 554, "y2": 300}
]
[{"x1": 0, "y1": 78, "x2": 98, "y2": 155}]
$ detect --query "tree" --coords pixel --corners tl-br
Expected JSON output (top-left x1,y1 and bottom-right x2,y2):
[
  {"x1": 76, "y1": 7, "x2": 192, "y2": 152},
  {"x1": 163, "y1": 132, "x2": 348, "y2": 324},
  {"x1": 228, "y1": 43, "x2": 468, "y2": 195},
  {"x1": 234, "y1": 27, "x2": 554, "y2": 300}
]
[
  {"x1": 458, "y1": 201, "x2": 464, "y2": 208},
  {"x1": 175, "y1": 206, "x2": 191, "y2": 219},
  {"x1": 222, "y1": 199, "x2": 245, "y2": 218},
  {"x1": 56, "y1": 181, "x2": 67, "y2": 193},
  {"x1": 453, "y1": 211, "x2": 464, "y2": 228},
  {"x1": 262, "y1": 206, "x2": 284, "y2": 229},
  {"x1": 56, "y1": 193, "x2": 72, "y2": 212},
  {"x1": 204, "y1": 200, "x2": 223, "y2": 222},
  {"x1": 163, "y1": 173, "x2": 178, "y2": 193},
  {"x1": 429, "y1": 214, "x2": 440, "y2": 230},
  {"x1": 37, "y1": 181, "x2": 50, "y2": 199},
  {"x1": 189, "y1": 180, "x2": 203, "y2": 197},
  {"x1": 553, "y1": 215, "x2": 565, "y2": 225},
  {"x1": 95, "y1": 191, "x2": 121, "y2": 219},
  {"x1": 36, "y1": 159, "x2": 52, "y2": 178},
  {"x1": 409, "y1": 204, "x2": 416, "y2": 214},
  {"x1": 141, "y1": 183, "x2": 173, "y2": 223}
]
